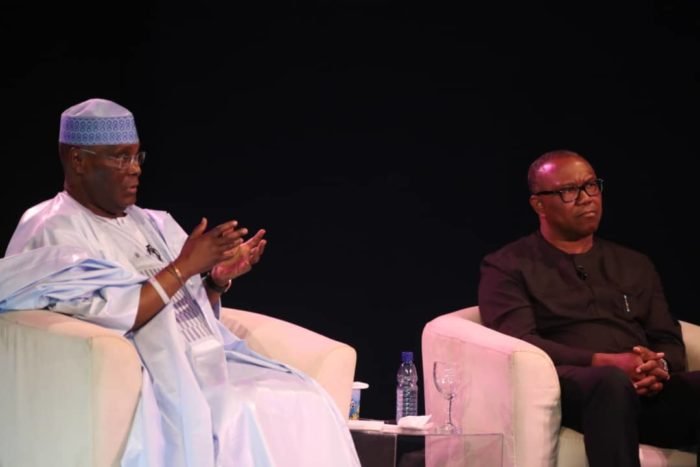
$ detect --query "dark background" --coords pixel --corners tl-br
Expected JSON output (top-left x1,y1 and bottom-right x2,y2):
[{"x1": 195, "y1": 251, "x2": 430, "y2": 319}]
[{"x1": 2, "y1": 0, "x2": 699, "y2": 420}]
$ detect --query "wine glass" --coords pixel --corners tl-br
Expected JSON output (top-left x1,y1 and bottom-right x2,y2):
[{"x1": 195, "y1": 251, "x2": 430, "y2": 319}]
[{"x1": 433, "y1": 361, "x2": 461, "y2": 434}]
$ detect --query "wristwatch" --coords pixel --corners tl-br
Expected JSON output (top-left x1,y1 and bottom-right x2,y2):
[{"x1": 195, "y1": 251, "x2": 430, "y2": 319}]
[
  {"x1": 658, "y1": 358, "x2": 669, "y2": 373},
  {"x1": 204, "y1": 272, "x2": 232, "y2": 294}
]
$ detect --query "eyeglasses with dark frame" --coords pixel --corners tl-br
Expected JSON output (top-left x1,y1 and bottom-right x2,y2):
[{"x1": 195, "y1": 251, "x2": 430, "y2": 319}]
[
  {"x1": 79, "y1": 148, "x2": 146, "y2": 170},
  {"x1": 532, "y1": 178, "x2": 604, "y2": 203}
]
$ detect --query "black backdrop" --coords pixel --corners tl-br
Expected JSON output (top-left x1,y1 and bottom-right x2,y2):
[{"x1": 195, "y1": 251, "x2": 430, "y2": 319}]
[{"x1": 2, "y1": 0, "x2": 699, "y2": 420}]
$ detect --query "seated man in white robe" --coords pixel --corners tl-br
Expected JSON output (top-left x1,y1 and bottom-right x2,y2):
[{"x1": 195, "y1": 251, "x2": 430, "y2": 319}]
[{"x1": 0, "y1": 98, "x2": 360, "y2": 467}]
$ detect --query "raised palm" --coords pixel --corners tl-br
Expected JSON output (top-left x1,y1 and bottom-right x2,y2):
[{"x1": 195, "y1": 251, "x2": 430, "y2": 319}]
[{"x1": 213, "y1": 229, "x2": 267, "y2": 281}]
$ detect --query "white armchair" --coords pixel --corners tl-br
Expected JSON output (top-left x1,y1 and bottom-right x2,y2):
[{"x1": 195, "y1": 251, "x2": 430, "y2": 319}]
[
  {"x1": 0, "y1": 307, "x2": 356, "y2": 467},
  {"x1": 421, "y1": 306, "x2": 700, "y2": 467}
]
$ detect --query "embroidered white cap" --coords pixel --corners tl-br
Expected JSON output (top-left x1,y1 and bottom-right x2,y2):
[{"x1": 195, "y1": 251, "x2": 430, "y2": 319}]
[{"x1": 59, "y1": 98, "x2": 139, "y2": 145}]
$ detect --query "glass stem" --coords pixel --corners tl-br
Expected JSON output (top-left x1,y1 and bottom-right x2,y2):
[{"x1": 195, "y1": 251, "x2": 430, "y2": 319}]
[{"x1": 447, "y1": 396, "x2": 454, "y2": 426}]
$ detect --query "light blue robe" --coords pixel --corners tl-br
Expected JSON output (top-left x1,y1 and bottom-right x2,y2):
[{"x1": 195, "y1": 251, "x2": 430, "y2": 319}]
[{"x1": 1, "y1": 191, "x2": 360, "y2": 467}]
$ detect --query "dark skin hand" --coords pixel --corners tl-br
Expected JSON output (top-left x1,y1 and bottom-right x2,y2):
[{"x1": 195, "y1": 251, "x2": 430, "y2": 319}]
[
  {"x1": 204, "y1": 228, "x2": 267, "y2": 303},
  {"x1": 175, "y1": 218, "x2": 245, "y2": 279},
  {"x1": 592, "y1": 347, "x2": 669, "y2": 397},
  {"x1": 632, "y1": 345, "x2": 670, "y2": 395},
  {"x1": 132, "y1": 218, "x2": 246, "y2": 331},
  {"x1": 211, "y1": 229, "x2": 267, "y2": 282}
]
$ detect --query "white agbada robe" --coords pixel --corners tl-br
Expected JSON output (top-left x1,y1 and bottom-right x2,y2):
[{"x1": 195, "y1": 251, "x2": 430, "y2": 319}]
[{"x1": 0, "y1": 191, "x2": 360, "y2": 467}]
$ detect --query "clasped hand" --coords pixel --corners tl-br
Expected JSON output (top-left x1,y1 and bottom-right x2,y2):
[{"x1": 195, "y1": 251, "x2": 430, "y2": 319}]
[
  {"x1": 630, "y1": 345, "x2": 670, "y2": 396},
  {"x1": 174, "y1": 218, "x2": 267, "y2": 284},
  {"x1": 593, "y1": 346, "x2": 670, "y2": 396}
]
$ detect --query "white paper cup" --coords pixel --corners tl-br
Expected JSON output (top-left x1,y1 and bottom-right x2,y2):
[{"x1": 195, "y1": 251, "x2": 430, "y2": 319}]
[{"x1": 349, "y1": 381, "x2": 369, "y2": 419}]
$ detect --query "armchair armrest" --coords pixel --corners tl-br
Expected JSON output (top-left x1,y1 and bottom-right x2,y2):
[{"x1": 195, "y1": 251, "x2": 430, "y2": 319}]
[
  {"x1": 680, "y1": 320, "x2": 700, "y2": 372},
  {"x1": 422, "y1": 308, "x2": 561, "y2": 467},
  {"x1": 0, "y1": 310, "x2": 142, "y2": 467},
  {"x1": 219, "y1": 307, "x2": 356, "y2": 419}
]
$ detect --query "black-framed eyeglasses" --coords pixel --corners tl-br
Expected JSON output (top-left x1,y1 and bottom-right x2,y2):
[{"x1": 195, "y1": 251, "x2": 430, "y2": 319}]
[
  {"x1": 532, "y1": 178, "x2": 604, "y2": 203},
  {"x1": 79, "y1": 148, "x2": 146, "y2": 170}
]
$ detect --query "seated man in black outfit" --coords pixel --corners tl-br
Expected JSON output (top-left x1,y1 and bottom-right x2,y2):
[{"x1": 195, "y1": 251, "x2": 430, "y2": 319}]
[{"x1": 478, "y1": 149, "x2": 700, "y2": 467}]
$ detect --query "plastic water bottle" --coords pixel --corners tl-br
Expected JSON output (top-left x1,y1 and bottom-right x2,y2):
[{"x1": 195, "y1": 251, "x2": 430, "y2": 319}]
[{"x1": 396, "y1": 351, "x2": 419, "y2": 421}]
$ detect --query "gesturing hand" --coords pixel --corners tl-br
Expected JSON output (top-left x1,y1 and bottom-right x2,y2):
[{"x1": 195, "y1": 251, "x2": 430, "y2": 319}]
[
  {"x1": 211, "y1": 228, "x2": 267, "y2": 283},
  {"x1": 175, "y1": 218, "x2": 248, "y2": 278}
]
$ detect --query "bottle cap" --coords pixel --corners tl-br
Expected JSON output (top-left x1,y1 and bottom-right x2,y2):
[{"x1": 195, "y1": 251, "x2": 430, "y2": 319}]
[{"x1": 401, "y1": 351, "x2": 413, "y2": 363}]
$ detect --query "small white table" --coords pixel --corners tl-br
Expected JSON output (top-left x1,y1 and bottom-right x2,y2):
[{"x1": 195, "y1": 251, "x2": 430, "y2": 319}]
[{"x1": 349, "y1": 420, "x2": 503, "y2": 467}]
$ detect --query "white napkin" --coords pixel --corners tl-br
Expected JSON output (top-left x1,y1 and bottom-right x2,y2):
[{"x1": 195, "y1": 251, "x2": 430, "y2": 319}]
[
  {"x1": 397, "y1": 414, "x2": 433, "y2": 430},
  {"x1": 347, "y1": 419, "x2": 385, "y2": 431}
]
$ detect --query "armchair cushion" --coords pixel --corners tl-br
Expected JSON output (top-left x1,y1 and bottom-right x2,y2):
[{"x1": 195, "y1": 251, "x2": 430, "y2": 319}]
[
  {"x1": 0, "y1": 310, "x2": 141, "y2": 467},
  {"x1": 422, "y1": 307, "x2": 560, "y2": 467},
  {"x1": 0, "y1": 307, "x2": 356, "y2": 467},
  {"x1": 422, "y1": 306, "x2": 700, "y2": 467},
  {"x1": 219, "y1": 308, "x2": 356, "y2": 418}
]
